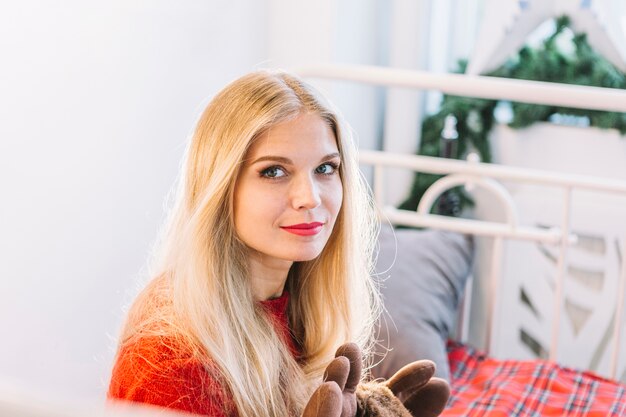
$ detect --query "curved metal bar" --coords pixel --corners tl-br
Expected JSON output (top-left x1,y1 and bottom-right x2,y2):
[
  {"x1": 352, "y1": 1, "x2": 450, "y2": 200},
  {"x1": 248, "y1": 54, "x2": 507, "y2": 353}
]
[{"x1": 417, "y1": 174, "x2": 520, "y2": 227}]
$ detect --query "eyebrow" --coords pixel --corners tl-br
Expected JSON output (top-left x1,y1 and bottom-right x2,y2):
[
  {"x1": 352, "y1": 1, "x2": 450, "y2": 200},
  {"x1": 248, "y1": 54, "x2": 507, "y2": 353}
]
[{"x1": 249, "y1": 152, "x2": 341, "y2": 165}]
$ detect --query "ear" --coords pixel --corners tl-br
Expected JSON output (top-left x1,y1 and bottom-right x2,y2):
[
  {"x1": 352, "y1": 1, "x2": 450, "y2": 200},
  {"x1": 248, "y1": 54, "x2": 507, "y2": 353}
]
[
  {"x1": 384, "y1": 359, "x2": 435, "y2": 400},
  {"x1": 334, "y1": 343, "x2": 363, "y2": 417},
  {"x1": 324, "y1": 356, "x2": 350, "y2": 391},
  {"x1": 402, "y1": 378, "x2": 450, "y2": 417},
  {"x1": 334, "y1": 343, "x2": 362, "y2": 394},
  {"x1": 302, "y1": 381, "x2": 343, "y2": 417}
]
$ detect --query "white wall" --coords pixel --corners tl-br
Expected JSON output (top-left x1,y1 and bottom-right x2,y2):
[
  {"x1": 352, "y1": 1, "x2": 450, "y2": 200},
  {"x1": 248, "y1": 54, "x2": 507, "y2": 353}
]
[
  {"x1": 0, "y1": 0, "x2": 268, "y2": 401},
  {"x1": 0, "y1": 0, "x2": 391, "y2": 402}
]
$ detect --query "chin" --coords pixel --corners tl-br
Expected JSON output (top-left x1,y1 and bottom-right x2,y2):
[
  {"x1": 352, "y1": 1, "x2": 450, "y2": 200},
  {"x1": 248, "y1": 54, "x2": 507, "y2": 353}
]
[
  {"x1": 285, "y1": 248, "x2": 324, "y2": 262},
  {"x1": 292, "y1": 255, "x2": 321, "y2": 262}
]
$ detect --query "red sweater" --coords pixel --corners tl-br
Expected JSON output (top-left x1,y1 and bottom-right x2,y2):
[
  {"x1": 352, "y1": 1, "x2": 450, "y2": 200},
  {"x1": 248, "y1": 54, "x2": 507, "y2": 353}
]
[{"x1": 108, "y1": 292, "x2": 299, "y2": 416}]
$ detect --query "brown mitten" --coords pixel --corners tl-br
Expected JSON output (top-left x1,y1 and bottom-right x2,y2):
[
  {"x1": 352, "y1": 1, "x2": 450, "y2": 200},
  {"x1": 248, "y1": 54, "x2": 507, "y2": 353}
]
[
  {"x1": 302, "y1": 343, "x2": 362, "y2": 417},
  {"x1": 356, "y1": 360, "x2": 450, "y2": 417}
]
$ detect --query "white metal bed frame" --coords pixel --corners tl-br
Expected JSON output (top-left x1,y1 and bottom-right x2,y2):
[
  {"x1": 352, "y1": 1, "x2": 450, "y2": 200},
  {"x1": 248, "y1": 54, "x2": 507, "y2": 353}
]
[{"x1": 297, "y1": 64, "x2": 626, "y2": 379}]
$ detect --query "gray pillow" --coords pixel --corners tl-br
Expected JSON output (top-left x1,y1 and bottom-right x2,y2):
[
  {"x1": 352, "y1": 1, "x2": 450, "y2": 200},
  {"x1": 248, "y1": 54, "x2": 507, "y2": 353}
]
[{"x1": 371, "y1": 225, "x2": 474, "y2": 381}]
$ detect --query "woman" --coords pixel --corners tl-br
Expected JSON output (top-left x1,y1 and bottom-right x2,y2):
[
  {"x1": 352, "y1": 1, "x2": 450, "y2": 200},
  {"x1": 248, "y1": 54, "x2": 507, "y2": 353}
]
[{"x1": 108, "y1": 70, "x2": 381, "y2": 417}]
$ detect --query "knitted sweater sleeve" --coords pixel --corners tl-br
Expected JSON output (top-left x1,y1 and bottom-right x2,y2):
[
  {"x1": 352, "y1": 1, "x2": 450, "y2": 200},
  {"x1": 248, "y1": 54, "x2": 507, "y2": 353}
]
[
  {"x1": 107, "y1": 337, "x2": 233, "y2": 417},
  {"x1": 108, "y1": 292, "x2": 297, "y2": 416}
]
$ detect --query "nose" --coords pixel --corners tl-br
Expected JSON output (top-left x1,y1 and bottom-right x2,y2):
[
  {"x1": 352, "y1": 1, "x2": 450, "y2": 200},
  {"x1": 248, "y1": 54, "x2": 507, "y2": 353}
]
[{"x1": 290, "y1": 173, "x2": 321, "y2": 210}]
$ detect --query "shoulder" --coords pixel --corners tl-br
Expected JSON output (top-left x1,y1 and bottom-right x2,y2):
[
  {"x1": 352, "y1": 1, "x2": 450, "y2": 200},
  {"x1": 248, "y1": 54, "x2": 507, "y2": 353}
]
[{"x1": 108, "y1": 335, "x2": 232, "y2": 416}]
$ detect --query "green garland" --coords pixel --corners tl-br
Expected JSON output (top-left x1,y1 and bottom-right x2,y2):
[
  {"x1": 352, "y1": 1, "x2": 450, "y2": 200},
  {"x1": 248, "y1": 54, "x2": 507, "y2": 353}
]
[{"x1": 399, "y1": 16, "x2": 626, "y2": 214}]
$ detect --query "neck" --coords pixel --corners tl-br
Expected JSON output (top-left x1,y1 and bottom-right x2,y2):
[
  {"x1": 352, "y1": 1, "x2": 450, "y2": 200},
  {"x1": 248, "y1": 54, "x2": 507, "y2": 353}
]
[{"x1": 247, "y1": 250, "x2": 293, "y2": 301}]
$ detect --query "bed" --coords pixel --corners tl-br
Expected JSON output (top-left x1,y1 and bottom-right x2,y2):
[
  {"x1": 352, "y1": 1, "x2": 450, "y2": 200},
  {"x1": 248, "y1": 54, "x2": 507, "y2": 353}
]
[{"x1": 298, "y1": 64, "x2": 626, "y2": 416}]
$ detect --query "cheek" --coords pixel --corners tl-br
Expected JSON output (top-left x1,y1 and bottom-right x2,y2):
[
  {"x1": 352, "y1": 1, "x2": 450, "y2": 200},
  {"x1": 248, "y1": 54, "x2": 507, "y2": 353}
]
[
  {"x1": 234, "y1": 182, "x2": 257, "y2": 232},
  {"x1": 235, "y1": 183, "x2": 283, "y2": 228},
  {"x1": 326, "y1": 180, "x2": 344, "y2": 219}
]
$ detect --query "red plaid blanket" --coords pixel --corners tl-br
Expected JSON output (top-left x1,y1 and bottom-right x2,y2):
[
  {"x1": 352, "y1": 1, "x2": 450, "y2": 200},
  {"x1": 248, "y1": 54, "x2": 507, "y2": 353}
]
[{"x1": 443, "y1": 341, "x2": 626, "y2": 416}]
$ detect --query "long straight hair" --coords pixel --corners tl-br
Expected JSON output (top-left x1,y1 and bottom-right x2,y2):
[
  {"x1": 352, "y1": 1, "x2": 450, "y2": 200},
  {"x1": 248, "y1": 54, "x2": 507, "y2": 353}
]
[{"x1": 117, "y1": 70, "x2": 381, "y2": 417}]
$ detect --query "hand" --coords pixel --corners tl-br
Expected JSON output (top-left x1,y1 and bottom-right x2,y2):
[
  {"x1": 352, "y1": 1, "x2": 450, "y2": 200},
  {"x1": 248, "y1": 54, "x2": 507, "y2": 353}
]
[{"x1": 302, "y1": 343, "x2": 362, "y2": 417}]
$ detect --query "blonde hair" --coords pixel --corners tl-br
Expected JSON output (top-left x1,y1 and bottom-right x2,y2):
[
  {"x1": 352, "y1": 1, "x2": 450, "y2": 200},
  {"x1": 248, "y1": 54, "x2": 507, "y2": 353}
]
[{"x1": 117, "y1": 70, "x2": 381, "y2": 417}]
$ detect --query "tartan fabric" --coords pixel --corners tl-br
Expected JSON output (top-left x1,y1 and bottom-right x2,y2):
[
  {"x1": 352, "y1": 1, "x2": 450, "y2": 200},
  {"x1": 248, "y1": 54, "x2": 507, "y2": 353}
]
[{"x1": 443, "y1": 341, "x2": 626, "y2": 417}]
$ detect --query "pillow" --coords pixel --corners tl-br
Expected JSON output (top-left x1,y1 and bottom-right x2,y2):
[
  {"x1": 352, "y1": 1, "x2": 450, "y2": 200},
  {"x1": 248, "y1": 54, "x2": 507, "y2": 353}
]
[{"x1": 371, "y1": 225, "x2": 474, "y2": 381}]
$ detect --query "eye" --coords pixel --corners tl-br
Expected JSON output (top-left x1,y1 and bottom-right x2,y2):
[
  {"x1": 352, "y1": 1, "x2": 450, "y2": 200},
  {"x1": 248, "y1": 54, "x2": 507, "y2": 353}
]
[
  {"x1": 260, "y1": 166, "x2": 286, "y2": 179},
  {"x1": 315, "y1": 162, "x2": 339, "y2": 175}
]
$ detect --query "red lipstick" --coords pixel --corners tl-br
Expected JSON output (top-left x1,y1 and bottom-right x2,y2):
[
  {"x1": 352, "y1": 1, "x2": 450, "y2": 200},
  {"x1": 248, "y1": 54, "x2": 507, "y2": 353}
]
[{"x1": 280, "y1": 222, "x2": 324, "y2": 236}]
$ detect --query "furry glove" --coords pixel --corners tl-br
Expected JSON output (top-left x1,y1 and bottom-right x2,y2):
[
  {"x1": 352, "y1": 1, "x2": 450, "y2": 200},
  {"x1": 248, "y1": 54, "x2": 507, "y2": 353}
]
[{"x1": 302, "y1": 343, "x2": 450, "y2": 417}]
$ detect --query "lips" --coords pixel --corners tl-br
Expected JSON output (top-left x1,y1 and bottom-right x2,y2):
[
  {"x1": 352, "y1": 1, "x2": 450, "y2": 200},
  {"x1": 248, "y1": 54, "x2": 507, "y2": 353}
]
[{"x1": 280, "y1": 222, "x2": 324, "y2": 236}]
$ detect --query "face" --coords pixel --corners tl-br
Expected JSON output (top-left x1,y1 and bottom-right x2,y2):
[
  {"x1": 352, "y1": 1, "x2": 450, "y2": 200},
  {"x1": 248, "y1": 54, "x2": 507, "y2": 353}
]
[{"x1": 233, "y1": 112, "x2": 343, "y2": 267}]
